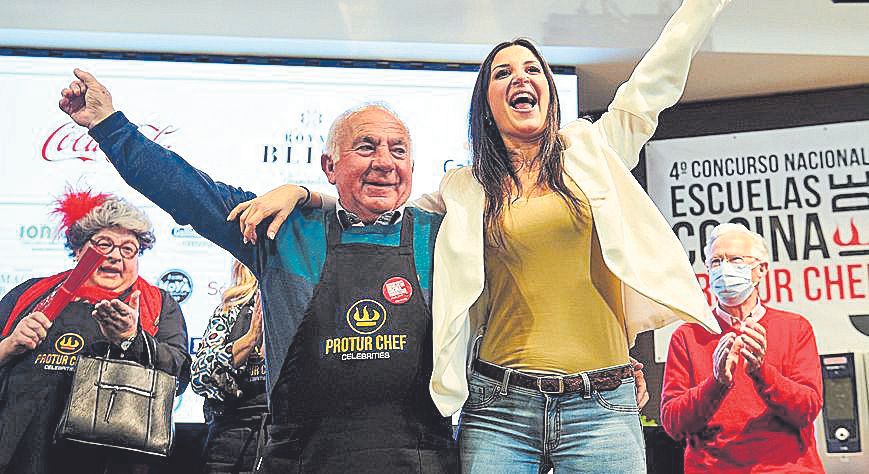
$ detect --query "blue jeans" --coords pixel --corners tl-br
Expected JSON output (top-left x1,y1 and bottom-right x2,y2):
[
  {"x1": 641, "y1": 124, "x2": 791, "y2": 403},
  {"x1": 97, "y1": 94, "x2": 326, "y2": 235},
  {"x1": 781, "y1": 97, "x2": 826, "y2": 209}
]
[{"x1": 458, "y1": 367, "x2": 646, "y2": 473}]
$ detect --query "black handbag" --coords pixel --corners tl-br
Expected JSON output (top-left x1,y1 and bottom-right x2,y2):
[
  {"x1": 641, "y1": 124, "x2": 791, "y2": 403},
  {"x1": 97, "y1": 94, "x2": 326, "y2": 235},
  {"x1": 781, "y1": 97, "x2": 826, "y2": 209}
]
[{"x1": 55, "y1": 336, "x2": 176, "y2": 456}]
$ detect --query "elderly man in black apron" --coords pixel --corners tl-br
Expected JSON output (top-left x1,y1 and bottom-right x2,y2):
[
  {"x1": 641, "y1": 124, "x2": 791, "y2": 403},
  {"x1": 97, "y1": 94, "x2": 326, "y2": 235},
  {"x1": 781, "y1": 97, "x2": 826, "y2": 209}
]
[
  {"x1": 256, "y1": 105, "x2": 456, "y2": 473},
  {"x1": 57, "y1": 71, "x2": 457, "y2": 473}
]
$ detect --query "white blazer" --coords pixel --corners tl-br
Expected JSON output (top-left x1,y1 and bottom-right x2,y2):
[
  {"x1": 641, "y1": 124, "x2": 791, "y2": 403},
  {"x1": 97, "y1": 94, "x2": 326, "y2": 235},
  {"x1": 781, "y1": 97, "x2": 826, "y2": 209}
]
[{"x1": 417, "y1": 0, "x2": 731, "y2": 417}]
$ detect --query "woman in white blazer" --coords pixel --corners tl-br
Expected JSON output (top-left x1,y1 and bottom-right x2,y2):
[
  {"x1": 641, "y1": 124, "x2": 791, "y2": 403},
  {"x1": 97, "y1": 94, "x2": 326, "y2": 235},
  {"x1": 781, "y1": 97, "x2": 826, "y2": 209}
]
[
  {"x1": 417, "y1": 1, "x2": 728, "y2": 472},
  {"x1": 233, "y1": 1, "x2": 728, "y2": 471}
]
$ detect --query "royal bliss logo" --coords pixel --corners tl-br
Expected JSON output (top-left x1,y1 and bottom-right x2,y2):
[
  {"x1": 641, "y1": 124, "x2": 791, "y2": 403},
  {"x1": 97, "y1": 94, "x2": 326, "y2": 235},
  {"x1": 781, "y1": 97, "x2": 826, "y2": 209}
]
[{"x1": 262, "y1": 109, "x2": 326, "y2": 165}]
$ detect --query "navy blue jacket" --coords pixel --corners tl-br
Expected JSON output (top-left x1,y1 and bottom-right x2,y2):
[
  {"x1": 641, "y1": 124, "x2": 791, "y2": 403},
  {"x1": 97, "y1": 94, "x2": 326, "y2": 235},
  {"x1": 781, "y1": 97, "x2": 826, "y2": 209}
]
[{"x1": 90, "y1": 111, "x2": 442, "y2": 396}]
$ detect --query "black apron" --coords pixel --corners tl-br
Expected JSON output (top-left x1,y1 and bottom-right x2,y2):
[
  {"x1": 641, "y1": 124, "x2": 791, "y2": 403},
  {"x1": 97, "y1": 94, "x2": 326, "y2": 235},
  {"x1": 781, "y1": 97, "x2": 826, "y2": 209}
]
[
  {"x1": 0, "y1": 296, "x2": 152, "y2": 474},
  {"x1": 203, "y1": 301, "x2": 269, "y2": 474},
  {"x1": 259, "y1": 210, "x2": 457, "y2": 473}
]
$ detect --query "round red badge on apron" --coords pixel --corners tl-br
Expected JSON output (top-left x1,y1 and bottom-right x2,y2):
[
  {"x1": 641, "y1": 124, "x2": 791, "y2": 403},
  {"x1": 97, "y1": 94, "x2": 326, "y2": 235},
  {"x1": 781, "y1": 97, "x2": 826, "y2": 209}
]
[{"x1": 382, "y1": 276, "x2": 413, "y2": 305}]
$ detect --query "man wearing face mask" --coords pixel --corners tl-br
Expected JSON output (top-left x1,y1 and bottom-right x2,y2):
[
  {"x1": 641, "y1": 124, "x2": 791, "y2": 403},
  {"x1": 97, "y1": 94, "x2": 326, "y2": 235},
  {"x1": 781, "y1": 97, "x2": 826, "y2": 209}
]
[{"x1": 660, "y1": 223, "x2": 824, "y2": 473}]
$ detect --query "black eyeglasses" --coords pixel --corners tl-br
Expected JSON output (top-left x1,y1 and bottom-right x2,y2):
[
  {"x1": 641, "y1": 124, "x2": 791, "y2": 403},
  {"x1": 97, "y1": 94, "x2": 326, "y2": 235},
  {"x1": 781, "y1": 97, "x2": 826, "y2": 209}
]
[{"x1": 89, "y1": 237, "x2": 139, "y2": 259}]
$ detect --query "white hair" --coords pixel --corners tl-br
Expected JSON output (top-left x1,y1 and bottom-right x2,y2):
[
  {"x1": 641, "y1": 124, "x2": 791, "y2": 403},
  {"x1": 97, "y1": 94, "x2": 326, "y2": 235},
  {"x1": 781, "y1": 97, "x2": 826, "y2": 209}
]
[
  {"x1": 704, "y1": 222, "x2": 770, "y2": 263},
  {"x1": 323, "y1": 102, "x2": 411, "y2": 162},
  {"x1": 65, "y1": 197, "x2": 155, "y2": 256}
]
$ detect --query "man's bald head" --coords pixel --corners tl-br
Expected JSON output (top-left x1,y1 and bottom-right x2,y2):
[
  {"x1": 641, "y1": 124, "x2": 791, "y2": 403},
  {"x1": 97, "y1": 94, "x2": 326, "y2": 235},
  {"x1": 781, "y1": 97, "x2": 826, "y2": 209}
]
[
  {"x1": 320, "y1": 104, "x2": 414, "y2": 224},
  {"x1": 324, "y1": 103, "x2": 411, "y2": 164}
]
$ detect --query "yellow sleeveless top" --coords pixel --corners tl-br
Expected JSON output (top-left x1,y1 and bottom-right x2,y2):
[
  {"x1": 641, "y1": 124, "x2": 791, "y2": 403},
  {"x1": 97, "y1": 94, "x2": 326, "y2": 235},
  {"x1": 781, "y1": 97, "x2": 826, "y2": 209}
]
[{"x1": 479, "y1": 182, "x2": 629, "y2": 374}]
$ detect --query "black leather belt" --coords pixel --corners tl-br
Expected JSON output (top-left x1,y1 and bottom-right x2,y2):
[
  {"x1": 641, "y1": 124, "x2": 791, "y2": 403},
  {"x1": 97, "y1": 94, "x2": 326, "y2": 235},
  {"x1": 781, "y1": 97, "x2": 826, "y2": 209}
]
[{"x1": 473, "y1": 359, "x2": 633, "y2": 395}]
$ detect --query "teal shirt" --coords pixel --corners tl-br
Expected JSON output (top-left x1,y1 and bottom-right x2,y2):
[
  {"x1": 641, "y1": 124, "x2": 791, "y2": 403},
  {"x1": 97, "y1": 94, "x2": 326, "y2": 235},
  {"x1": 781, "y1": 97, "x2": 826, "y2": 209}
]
[{"x1": 272, "y1": 207, "x2": 441, "y2": 302}]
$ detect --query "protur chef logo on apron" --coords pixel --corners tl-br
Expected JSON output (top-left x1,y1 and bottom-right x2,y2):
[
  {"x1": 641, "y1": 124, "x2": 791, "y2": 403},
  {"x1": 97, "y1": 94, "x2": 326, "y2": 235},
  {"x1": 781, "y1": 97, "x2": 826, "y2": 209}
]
[
  {"x1": 246, "y1": 358, "x2": 267, "y2": 382},
  {"x1": 35, "y1": 332, "x2": 84, "y2": 372},
  {"x1": 322, "y1": 299, "x2": 408, "y2": 361},
  {"x1": 55, "y1": 333, "x2": 84, "y2": 355},
  {"x1": 346, "y1": 299, "x2": 387, "y2": 335}
]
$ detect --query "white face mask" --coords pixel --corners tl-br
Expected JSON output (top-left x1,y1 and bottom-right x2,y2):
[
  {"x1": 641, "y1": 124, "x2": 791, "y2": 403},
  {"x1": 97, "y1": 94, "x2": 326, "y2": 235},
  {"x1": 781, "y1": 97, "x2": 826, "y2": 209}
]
[{"x1": 709, "y1": 261, "x2": 759, "y2": 306}]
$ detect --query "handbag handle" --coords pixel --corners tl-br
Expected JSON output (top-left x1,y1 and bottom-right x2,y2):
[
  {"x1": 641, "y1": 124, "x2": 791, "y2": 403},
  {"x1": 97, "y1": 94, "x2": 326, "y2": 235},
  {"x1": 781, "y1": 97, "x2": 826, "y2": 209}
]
[
  {"x1": 143, "y1": 333, "x2": 154, "y2": 368},
  {"x1": 103, "y1": 330, "x2": 155, "y2": 368}
]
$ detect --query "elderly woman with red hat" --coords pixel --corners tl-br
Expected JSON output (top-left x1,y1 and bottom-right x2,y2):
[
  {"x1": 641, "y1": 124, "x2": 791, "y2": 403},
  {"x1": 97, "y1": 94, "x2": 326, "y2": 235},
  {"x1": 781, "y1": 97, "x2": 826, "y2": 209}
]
[{"x1": 0, "y1": 190, "x2": 190, "y2": 474}]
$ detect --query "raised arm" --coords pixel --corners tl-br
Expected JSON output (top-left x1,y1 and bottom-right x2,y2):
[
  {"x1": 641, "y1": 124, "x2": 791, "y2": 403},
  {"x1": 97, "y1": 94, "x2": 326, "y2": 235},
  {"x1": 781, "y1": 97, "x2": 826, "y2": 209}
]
[
  {"x1": 59, "y1": 69, "x2": 260, "y2": 270},
  {"x1": 595, "y1": 0, "x2": 731, "y2": 169}
]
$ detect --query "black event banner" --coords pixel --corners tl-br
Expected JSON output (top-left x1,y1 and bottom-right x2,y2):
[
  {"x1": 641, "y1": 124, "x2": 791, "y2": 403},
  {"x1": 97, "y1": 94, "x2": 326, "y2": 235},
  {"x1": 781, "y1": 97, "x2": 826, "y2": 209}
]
[{"x1": 645, "y1": 121, "x2": 869, "y2": 361}]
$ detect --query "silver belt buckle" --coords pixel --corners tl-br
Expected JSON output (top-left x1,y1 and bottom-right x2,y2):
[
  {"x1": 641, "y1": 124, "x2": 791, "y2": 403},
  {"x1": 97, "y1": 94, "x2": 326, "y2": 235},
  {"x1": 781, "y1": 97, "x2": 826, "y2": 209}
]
[{"x1": 537, "y1": 376, "x2": 565, "y2": 394}]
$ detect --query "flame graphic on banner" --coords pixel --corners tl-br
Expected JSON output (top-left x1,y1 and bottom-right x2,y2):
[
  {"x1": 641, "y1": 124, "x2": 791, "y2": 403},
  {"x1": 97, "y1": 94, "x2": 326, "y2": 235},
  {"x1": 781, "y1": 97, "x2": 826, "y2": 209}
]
[{"x1": 832, "y1": 219, "x2": 868, "y2": 247}]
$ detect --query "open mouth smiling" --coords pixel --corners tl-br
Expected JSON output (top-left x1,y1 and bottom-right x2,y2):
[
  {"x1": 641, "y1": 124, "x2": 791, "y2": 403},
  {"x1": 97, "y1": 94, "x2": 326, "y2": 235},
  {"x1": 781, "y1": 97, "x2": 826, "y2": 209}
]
[{"x1": 508, "y1": 90, "x2": 538, "y2": 111}]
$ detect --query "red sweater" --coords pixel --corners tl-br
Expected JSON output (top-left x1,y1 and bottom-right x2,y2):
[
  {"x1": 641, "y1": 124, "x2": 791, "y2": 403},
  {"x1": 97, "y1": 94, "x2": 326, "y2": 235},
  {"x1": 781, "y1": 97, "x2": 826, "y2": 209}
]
[{"x1": 661, "y1": 306, "x2": 824, "y2": 473}]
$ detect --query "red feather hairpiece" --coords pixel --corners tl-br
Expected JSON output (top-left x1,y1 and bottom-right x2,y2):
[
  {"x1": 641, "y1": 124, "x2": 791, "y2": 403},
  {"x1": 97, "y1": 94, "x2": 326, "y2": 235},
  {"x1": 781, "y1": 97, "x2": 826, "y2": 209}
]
[{"x1": 52, "y1": 188, "x2": 111, "y2": 236}]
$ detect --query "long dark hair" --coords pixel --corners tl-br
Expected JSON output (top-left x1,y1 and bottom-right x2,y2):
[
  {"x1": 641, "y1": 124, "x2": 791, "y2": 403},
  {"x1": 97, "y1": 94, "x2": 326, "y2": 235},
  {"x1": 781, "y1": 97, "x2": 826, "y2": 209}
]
[{"x1": 469, "y1": 38, "x2": 582, "y2": 246}]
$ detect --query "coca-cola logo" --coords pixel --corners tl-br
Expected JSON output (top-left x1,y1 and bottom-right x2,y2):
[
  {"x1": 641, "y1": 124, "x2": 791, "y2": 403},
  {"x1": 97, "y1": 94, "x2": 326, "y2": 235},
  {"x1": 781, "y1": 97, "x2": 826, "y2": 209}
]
[{"x1": 41, "y1": 122, "x2": 178, "y2": 162}]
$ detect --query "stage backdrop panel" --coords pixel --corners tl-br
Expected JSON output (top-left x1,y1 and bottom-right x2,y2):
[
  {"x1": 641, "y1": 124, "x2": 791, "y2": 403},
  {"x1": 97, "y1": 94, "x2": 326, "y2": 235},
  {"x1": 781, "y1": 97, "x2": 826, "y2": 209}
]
[
  {"x1": 0, "y1": 53, "x2": 578, "y2": 422},
  {"x1": 645, "y1": 120, "x2": 868, "y2": 362}
]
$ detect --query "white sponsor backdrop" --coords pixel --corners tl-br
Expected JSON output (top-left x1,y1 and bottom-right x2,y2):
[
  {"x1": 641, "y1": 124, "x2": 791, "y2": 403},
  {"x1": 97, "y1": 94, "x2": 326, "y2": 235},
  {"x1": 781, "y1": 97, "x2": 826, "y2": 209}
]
[
  {"x1": 0, "y1": 54, "x2": 578, "y2": 422},
  {"x1": 645, "y1": 121, "x2": 869, "y2": 362}
]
